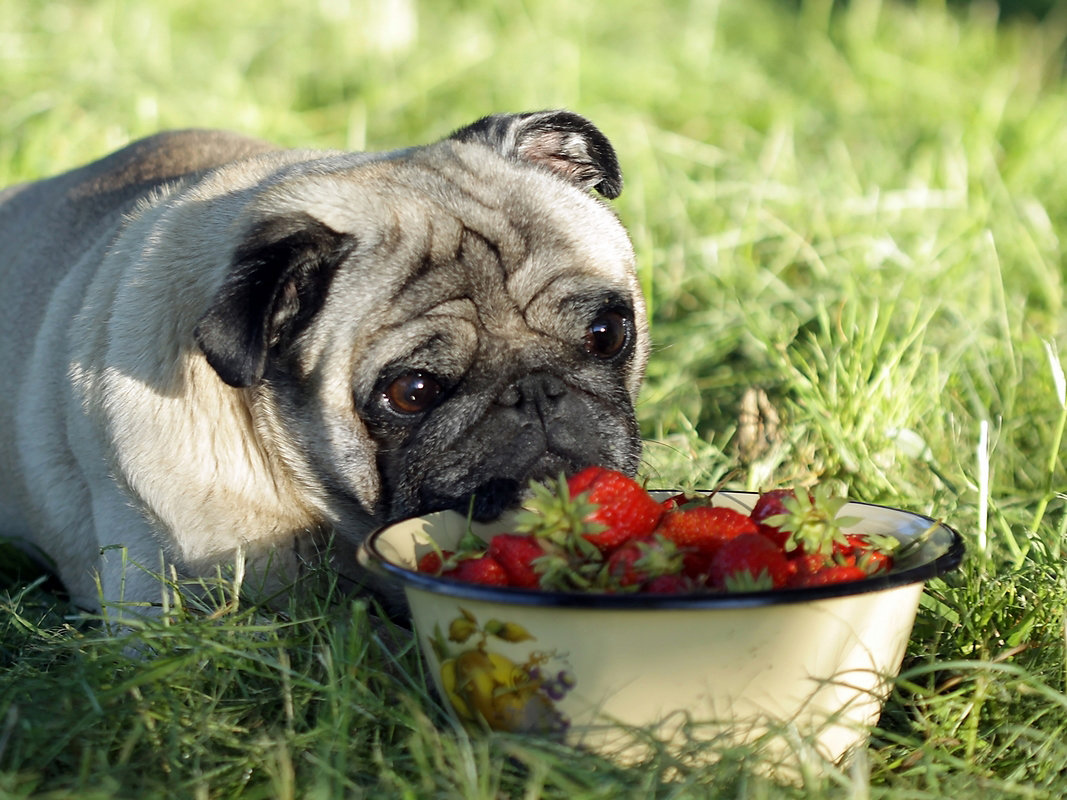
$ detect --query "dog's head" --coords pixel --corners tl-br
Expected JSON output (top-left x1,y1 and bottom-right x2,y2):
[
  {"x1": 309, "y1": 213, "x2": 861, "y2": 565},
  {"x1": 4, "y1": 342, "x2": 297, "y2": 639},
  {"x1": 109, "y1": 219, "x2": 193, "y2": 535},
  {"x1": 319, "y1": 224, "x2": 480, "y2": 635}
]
[{"x1": 194, "y1": 111, "x2": 647, "y2": 534}]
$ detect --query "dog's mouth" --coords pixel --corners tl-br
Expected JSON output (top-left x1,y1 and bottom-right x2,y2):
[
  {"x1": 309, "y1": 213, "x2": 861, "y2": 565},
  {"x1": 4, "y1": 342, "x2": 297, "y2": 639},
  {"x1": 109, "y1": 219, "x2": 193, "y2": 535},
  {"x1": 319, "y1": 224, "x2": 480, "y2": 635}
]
[
  {"x1": 421, "y1": 452, "x2": 578, "y2": 524},
  {"x1": 453, "y1": 477, "x2": 526, "y2": 522}
]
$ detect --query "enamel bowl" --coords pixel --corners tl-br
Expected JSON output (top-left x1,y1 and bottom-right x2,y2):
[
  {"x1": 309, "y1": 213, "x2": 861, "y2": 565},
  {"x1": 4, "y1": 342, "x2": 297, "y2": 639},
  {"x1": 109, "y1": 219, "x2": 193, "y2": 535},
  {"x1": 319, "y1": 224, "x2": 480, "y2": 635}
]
[{"x1": 358, "y1": 491, "x2": 964, "y2": 768}]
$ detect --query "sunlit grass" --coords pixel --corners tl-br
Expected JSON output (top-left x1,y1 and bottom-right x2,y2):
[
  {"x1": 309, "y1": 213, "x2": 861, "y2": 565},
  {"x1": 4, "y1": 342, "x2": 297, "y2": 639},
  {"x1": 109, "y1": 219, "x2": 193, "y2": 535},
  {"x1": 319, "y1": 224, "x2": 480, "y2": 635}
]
[{"x1": 2, "y1": 0, "x2": 1067, "y2": 796}]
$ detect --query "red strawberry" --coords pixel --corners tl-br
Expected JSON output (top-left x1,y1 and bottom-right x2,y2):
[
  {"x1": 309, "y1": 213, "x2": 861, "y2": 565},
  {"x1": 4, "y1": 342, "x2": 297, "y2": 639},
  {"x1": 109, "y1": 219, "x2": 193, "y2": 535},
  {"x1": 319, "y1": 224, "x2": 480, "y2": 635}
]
[
  {"x1": 606, "y1": 546, "x2": 644, "y2": 588},
  {"x1": 749, "y1": 488, "x2": 796, "y2": 547},
  {"x1": 833, "y1": 534, "x2": 895, "y2": 575},
  {"x1": 417, "y1": 550, "x2": 451, "y2": 574},
  {"x1": 787, "y1": 551, "x2": 831, "y2": 585},
  {"x1": 566, "y1": 467, "x2": 664, "y2": 553},
  {"x1": 604, "y1": 535, "x2": 682, "y2": 587},
  {"x1": 659, "y1": 492, "x2": 693, "y2": 511},
  {"x1": 605, "y1": 540, "x2": 646, "y2": 586},
  {"x1": 488, "y1": 534, "x2": 546, "y2": 589},
  {"x1": 794, "y1": 564, "x2": 868, "y2": 587},
  {"x1": 656, "y1": 505, "x2": 757, "y2": 557},
  {"x1": 565, "y1": 465, "x2": 605, "y2": 495},
  {"x1": 679, "y1": 549, "x2": 716, "y2": 583},
  {"x1": 442, "y1": 555, "x2": 509, "y2": 586},
  {"x1": 709, "y1": 533, "x2": 792, "y2": 591}
]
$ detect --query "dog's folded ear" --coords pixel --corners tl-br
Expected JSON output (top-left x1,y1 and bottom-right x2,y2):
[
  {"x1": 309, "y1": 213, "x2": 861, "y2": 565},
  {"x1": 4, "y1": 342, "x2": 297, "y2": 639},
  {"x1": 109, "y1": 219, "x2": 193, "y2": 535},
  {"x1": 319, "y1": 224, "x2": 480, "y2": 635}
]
[
  {"x1": 449, "y1": 110, "x2": 623, "y2": 199},
  {"x1": 195, "y1": 213, "x2": 353, "y2": 388}
]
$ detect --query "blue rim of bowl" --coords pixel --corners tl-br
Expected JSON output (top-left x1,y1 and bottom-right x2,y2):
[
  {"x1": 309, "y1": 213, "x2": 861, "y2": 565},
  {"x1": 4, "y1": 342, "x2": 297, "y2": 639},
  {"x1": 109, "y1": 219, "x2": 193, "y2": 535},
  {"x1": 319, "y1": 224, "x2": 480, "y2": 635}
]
[{"x1": 359, "y1": 496, "x2": 966, "y2": 610}]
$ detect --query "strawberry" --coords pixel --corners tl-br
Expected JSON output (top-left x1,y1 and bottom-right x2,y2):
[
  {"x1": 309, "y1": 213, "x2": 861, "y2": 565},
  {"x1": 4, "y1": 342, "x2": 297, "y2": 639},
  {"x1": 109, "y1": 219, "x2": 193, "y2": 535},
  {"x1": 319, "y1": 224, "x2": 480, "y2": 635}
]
[
  {"x1": 709, "y1": 533, "x2": 792, "y2": 591},
  {"x1": 566, "y1": 467, "x2": 664, "y2": 553},
  {"x1": 833, "y1": 533, "x2": 896, "y2": 575},
  {"x1": 604, "y1": 540, "x2": 647, "y2": 587},
  {"x1": 762, "y1": 484, "x2": 859, "y2": 558},
  {"x1": 417, "y1": 525, "x2": 488, "y2": 576},
  {"x1": 417, "y1": 550, "x2": 450, "y2": 574},
  {"x1": 679, "y1": 549, "x2": 716, "y2": 583},
  {"x1": 442, "y1": 554, "x2": 509, "y2": 586},
  {"x1": 511, "y1": 473, "x2": 610, "y2": 591},
  {"x1": 787, "y1": 551, "x2": 831, "y2": 584},
  {"x1": 604, "y1": 535, "x2": 682, "y2": 588},
  {"x1": 656, "y1": 505, "x2": 757, "y2": 557},
  {"x1": 794, "y1": 564, "x2": 868, "y2": 588},
  {"x1": 488, "y1": 533, "x2": 546, "y2": 589},
  {"x1": 659, "y1": 492, "x2": 696, "y2": 511},
  {"x1": 749, "y1": 488, "x2": 796, "y2": 547},
  {"x1": 565, "y1": 465, "x2": 607, "y2": 496}
]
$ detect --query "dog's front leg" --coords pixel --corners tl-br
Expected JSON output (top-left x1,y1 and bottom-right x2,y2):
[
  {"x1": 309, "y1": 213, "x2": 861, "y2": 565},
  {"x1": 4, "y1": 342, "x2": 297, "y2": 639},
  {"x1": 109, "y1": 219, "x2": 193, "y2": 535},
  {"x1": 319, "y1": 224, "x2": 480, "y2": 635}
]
[{"x1": 86, "y1": 486, "x2": 177, "y2": 618}]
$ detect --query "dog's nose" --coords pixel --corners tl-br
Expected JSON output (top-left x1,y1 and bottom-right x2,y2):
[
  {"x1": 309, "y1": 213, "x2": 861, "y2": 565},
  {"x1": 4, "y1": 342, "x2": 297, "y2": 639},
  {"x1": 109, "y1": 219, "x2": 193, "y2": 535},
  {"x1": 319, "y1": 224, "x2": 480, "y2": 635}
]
[{"x1": 497, "y1": 372, "x2": 567, "y2": 408}]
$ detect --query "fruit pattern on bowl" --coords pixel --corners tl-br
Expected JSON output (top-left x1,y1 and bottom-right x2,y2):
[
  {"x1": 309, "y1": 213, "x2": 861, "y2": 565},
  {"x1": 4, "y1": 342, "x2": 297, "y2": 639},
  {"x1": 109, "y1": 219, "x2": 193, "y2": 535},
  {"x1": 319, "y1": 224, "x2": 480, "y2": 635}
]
[{"x1": 429, "y1": 607, "x2": 575, "y2": 735}]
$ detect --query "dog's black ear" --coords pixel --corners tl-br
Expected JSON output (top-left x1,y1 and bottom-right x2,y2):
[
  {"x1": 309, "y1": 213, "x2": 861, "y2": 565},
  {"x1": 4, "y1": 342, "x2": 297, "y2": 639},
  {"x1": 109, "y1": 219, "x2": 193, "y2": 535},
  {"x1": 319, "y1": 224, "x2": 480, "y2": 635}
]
[
  {"x1": 449, "y1": 110, "x2": 623, "y2": 199},
  {"x1": 195, "y1": 213, "x2": 353, "y2": 388}
]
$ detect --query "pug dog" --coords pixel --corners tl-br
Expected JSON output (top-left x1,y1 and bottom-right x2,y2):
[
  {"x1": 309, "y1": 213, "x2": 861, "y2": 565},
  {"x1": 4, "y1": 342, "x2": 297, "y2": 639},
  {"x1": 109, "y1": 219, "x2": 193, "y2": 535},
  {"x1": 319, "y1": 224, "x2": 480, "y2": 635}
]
[{"x1": 0, "y1": 110, "x2": 649, "y2": 613}]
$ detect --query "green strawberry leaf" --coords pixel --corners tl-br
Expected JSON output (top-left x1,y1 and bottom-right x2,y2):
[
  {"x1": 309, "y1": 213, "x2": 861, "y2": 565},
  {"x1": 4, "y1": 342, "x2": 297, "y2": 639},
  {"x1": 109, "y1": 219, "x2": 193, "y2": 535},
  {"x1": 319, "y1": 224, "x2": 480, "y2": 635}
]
[
  {"x1": 723, "y1": 568, "x2": 775, "y2": 593},
  {"x1": 632, "y1": 535, "x2": 684, "y2": 578},
  {"x1": 766, "y1": 485, "x2": 857, "y2": 557}
]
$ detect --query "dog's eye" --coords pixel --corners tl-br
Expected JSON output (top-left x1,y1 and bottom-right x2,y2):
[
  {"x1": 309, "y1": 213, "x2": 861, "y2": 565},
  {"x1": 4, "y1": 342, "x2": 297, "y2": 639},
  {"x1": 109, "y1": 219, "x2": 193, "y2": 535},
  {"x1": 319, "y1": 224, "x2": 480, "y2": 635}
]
[
  {"x1": 383, "y1": 371, "x2": 443, "y2": 414},
  {"x1": 584, "y1": 310, "x2": 630, "y2": 359}
]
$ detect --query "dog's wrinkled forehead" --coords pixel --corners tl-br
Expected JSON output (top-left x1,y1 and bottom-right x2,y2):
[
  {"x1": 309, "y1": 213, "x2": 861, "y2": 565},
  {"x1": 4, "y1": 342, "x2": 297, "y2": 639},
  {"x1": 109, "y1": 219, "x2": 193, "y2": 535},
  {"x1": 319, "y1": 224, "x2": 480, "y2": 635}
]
[
  {"x1": 294, "y1": 140, "x2": 635, "y2": 324},
  {"x1": 261, "y1": 159, "x2": 632, "y2": 406}
]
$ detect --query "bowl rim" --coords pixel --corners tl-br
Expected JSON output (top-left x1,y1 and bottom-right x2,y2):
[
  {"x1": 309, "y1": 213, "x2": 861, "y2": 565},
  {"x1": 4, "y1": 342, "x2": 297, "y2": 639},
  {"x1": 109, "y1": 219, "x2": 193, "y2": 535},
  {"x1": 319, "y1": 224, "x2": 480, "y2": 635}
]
[{"x1": 358, "y1": 493, "x2": 966, "y2": 610}]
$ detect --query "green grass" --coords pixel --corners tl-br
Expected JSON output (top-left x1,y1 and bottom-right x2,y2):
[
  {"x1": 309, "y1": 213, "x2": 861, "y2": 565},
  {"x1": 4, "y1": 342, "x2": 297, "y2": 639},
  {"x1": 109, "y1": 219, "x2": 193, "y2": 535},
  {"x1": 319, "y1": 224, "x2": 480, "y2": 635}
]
[{"x1": 2, "y1": 0, "x2": 1067, "y2": 796}]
